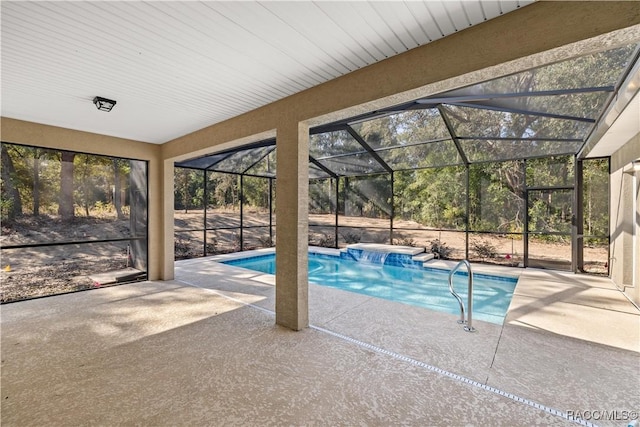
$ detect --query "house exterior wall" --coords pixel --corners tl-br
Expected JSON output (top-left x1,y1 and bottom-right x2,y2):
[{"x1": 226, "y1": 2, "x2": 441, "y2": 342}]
[
  {"x1": 2, "y1": 2, "x2": 639, "y2": 328},
  {"x1": 0, "y1": 118, "x2": 170, "y2": 282},
  {"x1": 610, "y1": 133, "x2": 640, "y2": 306},
  {"x1": 160, "y1": 2, "x2": 640, "y2": 329}
]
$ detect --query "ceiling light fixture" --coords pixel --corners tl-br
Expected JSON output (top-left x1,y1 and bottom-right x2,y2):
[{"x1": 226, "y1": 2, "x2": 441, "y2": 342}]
[{"x1": 93, "y1": 96, "x2": 117, "y2": 112}]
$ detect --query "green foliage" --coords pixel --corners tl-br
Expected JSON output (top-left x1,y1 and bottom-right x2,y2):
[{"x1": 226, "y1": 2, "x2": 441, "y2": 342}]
[
  {"x1": 582, "y1": 158, "x2": 609, "y2": 237},
  {"x1": 0, "y1": 192, "x2": 13, "y2": 223},
  {"x1": 174, "y1": 168, "x2": 205, "y2": 212},
  {"x1": 309, "y1": 179, "x2": 335, "y2": 214},
  {"x1": 395, "y1": 167, "x2": 466, "y2": 230},
  {"x1": 469, "y1": 161, "x2": 524, "y2": 233},
  {"x1": 369, "y1": 234, "x2": 388, "y2": 244},
  {"x1": 393, "y1": 237, "x2": 417, "y2": 247},
  {"x1": 257, "y1": 235, "x2": 274, "y2": 248},
  {"x1": 182, "y1": 48, "x2": 640, "y2": 263},
  {"x1": 1, "y1": 143, "x2": 139, "y2": 220},
  {"x1": 311, "y1": 232, "x2": 336, "y2": 248},
  {"x1": 340, "y1": 230, "x2": 361, "y2": 244},
  {"x1": 204, "y1": 172, "x2": 242, "y2": 210},
  {"x1": 173, "y1": 168, "x2": 268, "y2": 215},
  {"x1": 343, "y1": 175, "x2": 391, "y2": 219},
  {"x1": 75, "y1": 153, "x2": 110, "y2": 216},
  {"x1": 430, "y1": 239, "x2": 452, "y2": 260},
  {"x1": 175, "y1": 237, "x2": 199, "y2": 260},
  {"x1": 206, "y1": 237, "x2": 218, "y2": 255},
  {"x1": 526, "y1": 156, "x2": 574, "y2": 187},
  {"x1": 471, "y1": 239, "x2": 498, "y2": 261},
  {"x1": 93, "y1": 201, "x2": 111, "y2": 215},
  {"x1": 243, "y1": 176, "x2": 270, "y2": 210},
  {"x1": 232, "y1": 232, "x2": 242, "y2": 252}
]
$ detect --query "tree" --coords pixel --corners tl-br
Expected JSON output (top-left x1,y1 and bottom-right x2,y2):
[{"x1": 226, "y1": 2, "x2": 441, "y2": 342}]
[
  {"x1": 243, "y1": 176, "x2": 270, "y2": 211},
  {"x1": 32, "y1": 148, "x2": 42, "y2": 216},
  {"x1": 75, "y1": 154, "x2": 107, "y2": 217},
  {"x1": 174, "y1": 168, "x2": 190, "y2": 213},
  {"x1": 58, "y1": 150, "x2": 76, "y2": 220},
  {"x1": 397, "y1": 166, "x2": 466, "y2": 230},
  {"x1": 582, "y1": 158, "x2": 609, "y2": 237},
  {"x1": 213, "y1": 173, "x2": 238, "y2": 209},
  {"x1": 1, "y1": 143, "x2": 22, "y2": 220},
  {"x1": 113, "y1": 159, "x2": 125, "y2": 219},
  {"x1": 27, "y1": 147, "x2": 58, "y2": 216},
  {"x1": 174, "y1": 168, "x2": 205, "y2": 213},
  {"x1": 309, "y1": 178, "x2": 335, "y2": 214}
]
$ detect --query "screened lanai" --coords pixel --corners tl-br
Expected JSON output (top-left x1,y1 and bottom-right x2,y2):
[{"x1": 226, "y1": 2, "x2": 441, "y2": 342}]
[{"x1": 174, "y1": 42, "x2": 639, "y2": 273}]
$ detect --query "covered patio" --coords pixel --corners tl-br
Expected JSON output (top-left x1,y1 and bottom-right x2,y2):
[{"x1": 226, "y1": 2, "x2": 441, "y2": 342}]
[
  {"x1": 2, "y1": 2, "x2": 639, "y2": 426},
  {"x1": 1, "y1": 257, "x2": 637, "y2": 426}
]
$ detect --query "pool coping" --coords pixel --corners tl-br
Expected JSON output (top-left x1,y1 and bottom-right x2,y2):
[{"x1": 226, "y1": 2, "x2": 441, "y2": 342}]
[
  {"x1": 209, "y1": 246, "x2": 523, "y2": 281},
  {"x1": 3, "y1": 257, "x2": 636, "y2": 427},
  {"x1": 212, "y1": 247, "x2": 522, "y2": 325},
  {"x1": 345, "y1": 243, "x2": 426, "y2": 256}
]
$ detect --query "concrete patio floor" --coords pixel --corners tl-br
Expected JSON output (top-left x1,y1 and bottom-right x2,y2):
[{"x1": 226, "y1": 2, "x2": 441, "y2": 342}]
[{"x1": 1, "y1": 255, "x2": 638, "y2": 426}]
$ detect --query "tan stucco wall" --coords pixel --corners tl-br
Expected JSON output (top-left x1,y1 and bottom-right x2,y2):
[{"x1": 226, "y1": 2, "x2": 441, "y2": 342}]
[
  {"x1": 0, "y1": 117, "x2": 170, "y2": 281},
  {"x1": 610, "y1": 133, "x2": 640, "y2": 305},
  {"x1": 2, "y1": 2, "x2": 639, "y2": 328},
  {"x1": 160, "y1": 2, "x2": 640, "y2": 329},
  {"x1": 274, "y1": 122, "x2": 310, "y2": 330},
  {"x1": 163, "y1": 2, "x2": 640, "y2": 162}
]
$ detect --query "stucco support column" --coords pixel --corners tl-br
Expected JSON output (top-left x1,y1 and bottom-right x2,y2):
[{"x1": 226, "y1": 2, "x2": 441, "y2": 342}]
[
  {"x1": 161, "y1": 159, "x2": 175, "y2": 280},
  {"x1": 275, "y1": 121, "x2": 309, "y2": 330},
  {"x1": 146, "y1": 157, "x2": 175, "y2": 281},
  {"x1": 140, "y1": 151, "x2": 157, "y2": 280}
]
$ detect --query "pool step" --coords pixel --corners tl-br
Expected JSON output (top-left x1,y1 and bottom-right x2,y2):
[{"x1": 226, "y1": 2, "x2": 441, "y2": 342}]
[
  {"x1": 412, "y1": 252, "x2": 435, "y2": 263},
  {"x1": 346, "y1": 243, "x2": 424, "y2": 256}
]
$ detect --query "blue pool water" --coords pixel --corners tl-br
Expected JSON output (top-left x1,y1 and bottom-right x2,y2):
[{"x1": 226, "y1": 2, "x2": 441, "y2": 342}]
[{"x1": 223, "y1": 252, "x2": 518, "y2": 325}]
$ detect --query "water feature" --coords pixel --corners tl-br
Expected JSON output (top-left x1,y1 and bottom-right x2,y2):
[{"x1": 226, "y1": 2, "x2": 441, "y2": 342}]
[{"x1": 358, "y1": 250, "x2": 389, "y2": 265}]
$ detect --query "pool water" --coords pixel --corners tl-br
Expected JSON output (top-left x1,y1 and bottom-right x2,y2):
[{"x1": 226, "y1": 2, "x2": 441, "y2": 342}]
[{"x1": 223, "y1": 253, "x2": 517, "y2": 325}]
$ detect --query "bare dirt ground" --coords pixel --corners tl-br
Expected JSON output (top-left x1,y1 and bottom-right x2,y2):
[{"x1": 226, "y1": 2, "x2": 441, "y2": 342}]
[
  {"x1": 176, "y1": 209, "x2": 608, "y2": 272},
  {"x1": 1, "y1": 209, "x2": 608, "y2": 303},
  {"x1": 310, "y1": 214, "x2": 607, "y2": 273},
  {"x1": 1, "y1": 215, "x2": 134, "y2": 303}
]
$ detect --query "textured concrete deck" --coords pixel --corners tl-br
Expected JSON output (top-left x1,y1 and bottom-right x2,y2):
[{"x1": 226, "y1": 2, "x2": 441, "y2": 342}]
[{"x1": 1, "y1": 256, "x2": 638, "y2": 426}]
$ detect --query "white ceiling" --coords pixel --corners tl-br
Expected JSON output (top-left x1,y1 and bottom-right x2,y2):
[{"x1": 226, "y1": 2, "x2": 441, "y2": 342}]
[{"x1": 1, "y1": 1, "x2": 532, "y2": 144}]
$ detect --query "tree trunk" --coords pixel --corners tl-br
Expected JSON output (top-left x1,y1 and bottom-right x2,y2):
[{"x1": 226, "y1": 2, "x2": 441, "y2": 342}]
[
  {"x1": 113, "y1": 159, "x2": 125, "y2": 219},
  {"x1": 83, "y1": 190, "x2": 90, "y2": 217},
  {"x1": 1, "y1": 143, "x2": 23, "y2": 220},
  {"x1": 58, "y1": 151, "x2": 76, "y2": 221},
  {"x1": 177, "y1": 169, "x2": 189, "y2": 214},
  {"x1": 33, "y1": 154, "x2": 40, "y2": 216}
]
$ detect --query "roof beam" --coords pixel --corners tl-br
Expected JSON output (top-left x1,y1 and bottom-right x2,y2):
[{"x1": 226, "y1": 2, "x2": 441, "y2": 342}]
[
  {"x1": 241, "y1": 146, "x2": 277, "y2": 175},
  {"x1": 416, "y1": 86, "x2": 615, "y2": 105},
  {"x1": 457, "y1": 136, "x2": 583, "y2": 143},
  {"x1": 447, "y1": 102, "x2": 596, "y2": 123},
  {"x1": 436, "y1": 105, "x2": 470, "y2": 166},
  {"x1": 163, "y1": 2, "x2": 640, "y2": 160},
  {"x1": 309, "y1": 156, "x2": 338, "y2": 178},
  {"x1": 345, "y1": 126, "x2": 394, "y2": 174}
]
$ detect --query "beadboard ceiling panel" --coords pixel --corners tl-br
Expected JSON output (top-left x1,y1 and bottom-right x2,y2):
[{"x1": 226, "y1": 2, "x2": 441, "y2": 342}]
[{"x1": 1, "y1": 1, "x2": 532, "y2": 144}]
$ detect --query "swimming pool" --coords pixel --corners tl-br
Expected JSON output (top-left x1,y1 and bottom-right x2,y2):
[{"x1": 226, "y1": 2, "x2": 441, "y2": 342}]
[{"x1": 223, "y1": 252, "x2": 518, "y2": 325}]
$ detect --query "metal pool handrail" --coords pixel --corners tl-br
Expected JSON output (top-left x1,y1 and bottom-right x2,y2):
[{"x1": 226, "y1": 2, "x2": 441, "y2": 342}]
[{"x1": 448, "y1": 260, "x2": 476, "y2": 332}]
